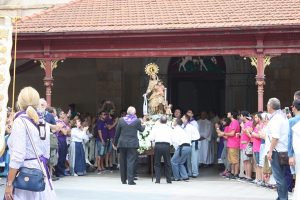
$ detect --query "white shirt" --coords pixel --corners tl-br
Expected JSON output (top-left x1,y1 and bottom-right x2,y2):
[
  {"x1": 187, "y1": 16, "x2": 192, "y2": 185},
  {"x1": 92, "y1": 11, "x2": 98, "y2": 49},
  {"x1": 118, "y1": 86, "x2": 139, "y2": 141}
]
[
  {"x1": 173, "y1": 125, "x2": 192, "y2": 149},
  {"x1": 183, "y1": 123, "x2": 200, "y2": 141},
  {"x1": 149, "y1": 123, "x2": 174, "y2": 144},
  {"x1": 292, "y1": 121, "x2": 300, "y2": 154},
  {"x1": 265, "y1": 111, "x2": 289, "y2": 152},
  {"x1": 71, "y1": 128, "x2": 89, "y2": 142},
  {"x1": 189, "y1": 120, "x2": 199, "y2": 130}
]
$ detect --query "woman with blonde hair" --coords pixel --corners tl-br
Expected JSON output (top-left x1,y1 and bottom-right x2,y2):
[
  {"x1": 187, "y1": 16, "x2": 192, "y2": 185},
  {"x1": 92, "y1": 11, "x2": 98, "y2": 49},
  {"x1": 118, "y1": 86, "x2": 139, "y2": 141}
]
[{"x1": 4, "y1": 87, "x2": 56, "y2": 200}]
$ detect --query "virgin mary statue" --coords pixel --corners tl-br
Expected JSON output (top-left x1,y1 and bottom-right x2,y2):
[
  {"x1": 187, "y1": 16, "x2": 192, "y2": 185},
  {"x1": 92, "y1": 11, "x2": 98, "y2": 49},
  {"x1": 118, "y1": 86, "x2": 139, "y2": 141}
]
[{"x1": 143, "y1": 63, "x2": 167, "y2": 115}]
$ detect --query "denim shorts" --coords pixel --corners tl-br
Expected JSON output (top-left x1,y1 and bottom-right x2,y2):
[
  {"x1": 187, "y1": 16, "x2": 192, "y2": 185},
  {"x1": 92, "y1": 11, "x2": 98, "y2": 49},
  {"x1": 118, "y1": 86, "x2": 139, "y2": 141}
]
[
  {"x1": 96, "y1": 140, "x2": 107, "y2": 156},
  {"x1": 254, "y1": 152, "x2": 260, "y2": 165},
  {"x1": 259, "y1": 144, "x2": 265, "y2": 167},
  {"x1": 106, "y1": 140, "x2": 113, "y2": 154}
]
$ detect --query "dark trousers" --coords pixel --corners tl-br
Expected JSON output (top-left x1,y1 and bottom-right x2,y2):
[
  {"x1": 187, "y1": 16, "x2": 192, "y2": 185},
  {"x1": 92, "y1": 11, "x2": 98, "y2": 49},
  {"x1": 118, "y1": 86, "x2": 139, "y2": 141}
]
[
  {"x1": 119, "y1": 148, "x2": 137, "y2": 184},
  {"x1": 154, "y1": 143, "x2": 171, "y2": 183},
  {"x1": 55, "y1": 139, "x2": 68, "y2": 176},
  {"x1": 271, "y1": 151, "x2": 288, "y2": 200}
]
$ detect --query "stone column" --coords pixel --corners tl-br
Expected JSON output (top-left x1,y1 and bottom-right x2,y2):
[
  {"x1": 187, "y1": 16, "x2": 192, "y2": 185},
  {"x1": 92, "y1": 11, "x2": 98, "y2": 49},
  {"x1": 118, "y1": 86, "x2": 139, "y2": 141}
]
[
  {"x1": 249, "y1": 55, "x2": 272, "y2": 111},
  {"x1": 38, "y1": 59, "x2": 61, "y2": 106}
]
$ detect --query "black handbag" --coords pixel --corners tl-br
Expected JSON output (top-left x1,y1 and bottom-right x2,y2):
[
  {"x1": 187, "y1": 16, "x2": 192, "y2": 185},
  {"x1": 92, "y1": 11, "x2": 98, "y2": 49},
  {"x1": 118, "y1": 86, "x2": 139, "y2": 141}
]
[
  {"x1": 267, "y1": 135, "x2": 289, "y2": 166},
  {"x1": 278, "y1": 151, "x2": 289, "y2": 166},
  {"x1": 13, "y1": 118, "x2": 46, "y2": 192}
]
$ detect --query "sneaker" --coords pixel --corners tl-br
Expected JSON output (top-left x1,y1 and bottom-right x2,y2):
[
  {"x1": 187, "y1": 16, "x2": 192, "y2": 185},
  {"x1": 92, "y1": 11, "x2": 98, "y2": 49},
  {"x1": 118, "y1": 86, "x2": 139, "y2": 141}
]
[
  {"x1": 229, "y1": 174, "x2": 236, "y2": 180},
  {"x1": 251, "y1": 179, "x2": 258, "y2": 184},
  {"x1": 234, "y1": 174, "x2": 240, "y2": 179},
  {"x1": 256, "y1": 180, "x2": 263, "y2": 186},
  {"x1": 51, "y1": 176, "x2": 60, "y2": 181},
  {"x1": 225, "y1": 173, "x2": 233, "y2": 179},
  {"x1": 246, "y1": 178, "x2": 254, "y2": 183},
  {"x1": 73, "y1": 173, "x2": 78, "y2": 177}
]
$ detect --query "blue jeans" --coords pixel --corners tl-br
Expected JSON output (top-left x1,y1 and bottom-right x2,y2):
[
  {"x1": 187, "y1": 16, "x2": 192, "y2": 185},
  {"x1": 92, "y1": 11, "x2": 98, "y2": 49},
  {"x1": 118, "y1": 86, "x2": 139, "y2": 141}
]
[
  {"x1": 171, "y1": 146, "x2": 191, "y2": 180},
  {"x1": 271, "y1": 151, "x2": 288, "y2": 200},
  {"x1": 187, "y1": 141, "x2": 199, "y2": 177}
]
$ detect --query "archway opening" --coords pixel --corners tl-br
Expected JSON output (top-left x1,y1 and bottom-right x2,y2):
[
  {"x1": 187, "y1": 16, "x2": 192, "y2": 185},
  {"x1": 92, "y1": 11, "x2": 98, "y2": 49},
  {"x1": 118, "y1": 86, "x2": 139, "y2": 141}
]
[{"x1": 168, "y1": 56, "x2": 226, "y2": 115}]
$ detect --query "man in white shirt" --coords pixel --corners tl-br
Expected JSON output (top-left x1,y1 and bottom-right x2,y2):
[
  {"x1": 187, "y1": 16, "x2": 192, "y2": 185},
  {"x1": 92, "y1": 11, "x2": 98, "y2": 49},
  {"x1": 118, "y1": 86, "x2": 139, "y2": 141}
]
[
  {"x1": 183, "y1": 114, "x2": 200, "y2": 178},
  {"x1": 149, "y1": 116, "x2": 173, "y2": 184},
  {"x1": 171, "y1": 118, "x2": 192, "y2": 181},
  {"x1": 266, "y1": 98, "x2": 289, "y2": 200}
]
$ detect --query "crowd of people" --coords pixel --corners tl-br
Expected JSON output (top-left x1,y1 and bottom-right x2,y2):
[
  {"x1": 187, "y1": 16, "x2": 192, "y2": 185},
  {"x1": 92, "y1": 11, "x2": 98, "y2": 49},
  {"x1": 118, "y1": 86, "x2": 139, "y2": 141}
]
[
  {"x1": 1, "y1": 87, "x2": 300, "y2": 200},
  {"x1": 2, "y1": 88, "x2": 124, "y2": 199}
]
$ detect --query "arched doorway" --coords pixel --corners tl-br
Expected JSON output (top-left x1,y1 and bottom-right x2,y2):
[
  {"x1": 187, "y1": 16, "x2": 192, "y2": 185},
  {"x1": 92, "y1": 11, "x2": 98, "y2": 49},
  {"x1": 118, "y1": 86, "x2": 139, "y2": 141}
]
[{"x1": 168, "y1": 56, "x2": 226, "y2": 115}]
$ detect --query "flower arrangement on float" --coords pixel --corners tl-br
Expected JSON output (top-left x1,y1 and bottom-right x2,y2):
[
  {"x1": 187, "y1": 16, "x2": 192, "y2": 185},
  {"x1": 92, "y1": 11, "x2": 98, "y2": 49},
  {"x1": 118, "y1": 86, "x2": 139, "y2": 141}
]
[
  {"x1": 138, "y1": 115, "x2": 173, "y2": 154},
  {"x1": 137, "y1": 121, "x2": 154, "y2": 154}
]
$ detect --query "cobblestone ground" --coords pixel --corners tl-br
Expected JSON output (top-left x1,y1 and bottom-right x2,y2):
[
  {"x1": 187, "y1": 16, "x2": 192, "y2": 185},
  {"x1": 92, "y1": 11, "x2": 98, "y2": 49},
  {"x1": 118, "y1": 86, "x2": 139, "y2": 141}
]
[{"x1": 0, "y1": 166, "x2": 289, "y2": 200}]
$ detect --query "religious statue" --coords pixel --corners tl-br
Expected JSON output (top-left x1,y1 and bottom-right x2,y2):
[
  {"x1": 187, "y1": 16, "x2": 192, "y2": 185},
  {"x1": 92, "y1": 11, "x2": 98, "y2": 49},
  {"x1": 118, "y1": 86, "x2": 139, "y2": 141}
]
[{"x1": 143, "y1": 63, "x2": 168, "y2": 115}]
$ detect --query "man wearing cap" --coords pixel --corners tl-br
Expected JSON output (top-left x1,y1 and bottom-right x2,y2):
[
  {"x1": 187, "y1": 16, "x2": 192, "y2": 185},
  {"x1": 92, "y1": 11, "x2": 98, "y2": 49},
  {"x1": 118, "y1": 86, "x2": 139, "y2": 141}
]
[{"x1": 288, "y1": 99, "x2": 300, "y2": 200}]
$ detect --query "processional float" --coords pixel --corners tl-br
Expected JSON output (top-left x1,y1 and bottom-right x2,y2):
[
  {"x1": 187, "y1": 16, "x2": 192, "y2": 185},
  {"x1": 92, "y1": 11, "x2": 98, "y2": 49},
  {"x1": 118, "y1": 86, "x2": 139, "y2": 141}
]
[{"x1": 0, "y1": 16, "x2": 13, "y2": 156}]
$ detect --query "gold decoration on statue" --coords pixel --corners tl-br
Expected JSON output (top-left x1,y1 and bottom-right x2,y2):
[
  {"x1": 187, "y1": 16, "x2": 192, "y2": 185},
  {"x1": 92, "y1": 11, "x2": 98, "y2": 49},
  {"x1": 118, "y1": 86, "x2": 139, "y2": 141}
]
[
  {"x1": 0, "y1": 57, "x2": 6, "y2": 64},
  {"x1": 0, "y1": 29, "x2": 8, "y2": 40},
  {"x1": 0, "y1": 74, "x2": 4, "y2": 84},
  {"x1": 145, "y1": 63, "x2": 159, "y2": 76},
  {"x1": 0, "y1": 46, "x2": 6, "y2": 53}
]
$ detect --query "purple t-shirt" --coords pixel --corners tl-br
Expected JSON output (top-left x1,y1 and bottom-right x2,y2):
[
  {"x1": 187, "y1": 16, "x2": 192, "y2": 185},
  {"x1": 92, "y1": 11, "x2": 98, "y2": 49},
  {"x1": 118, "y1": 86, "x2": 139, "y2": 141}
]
[
  {"x1": 55, "y1": 119, "x2": 69, "y2": 142},
  {"x1": 96, "y1": 119, "x2": 109, "y2": 141},
  {"x1": 106, "y1": 117, "x2": 116, "y2": 139}
]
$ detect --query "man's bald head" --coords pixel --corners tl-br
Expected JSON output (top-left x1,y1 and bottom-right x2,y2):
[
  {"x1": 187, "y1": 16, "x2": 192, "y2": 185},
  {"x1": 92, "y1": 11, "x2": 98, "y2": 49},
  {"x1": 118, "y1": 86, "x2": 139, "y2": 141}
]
[{"x1": 160, "y1": 115, "x2": 168, "y2": 124}]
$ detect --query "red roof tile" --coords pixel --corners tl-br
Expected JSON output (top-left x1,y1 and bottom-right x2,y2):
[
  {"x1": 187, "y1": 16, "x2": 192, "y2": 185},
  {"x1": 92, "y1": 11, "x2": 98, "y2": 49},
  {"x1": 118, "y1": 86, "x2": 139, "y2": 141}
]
[{"x1": 17, "y1": 0, "x2": 300, "y2": 33}]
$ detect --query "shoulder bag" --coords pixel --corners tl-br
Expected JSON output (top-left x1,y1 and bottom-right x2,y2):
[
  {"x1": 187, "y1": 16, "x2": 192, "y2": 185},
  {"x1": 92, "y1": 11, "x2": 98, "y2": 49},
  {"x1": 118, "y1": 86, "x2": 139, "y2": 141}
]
[
  {"x1": 13, "y1": 118, "x2": 46, "y2": 192},
  {"x1": 245, "y1": 142, "x2": 253, "y2": 157},
  {"x1": 267, "y1": 134, "x2": 289, "y2": 166}
]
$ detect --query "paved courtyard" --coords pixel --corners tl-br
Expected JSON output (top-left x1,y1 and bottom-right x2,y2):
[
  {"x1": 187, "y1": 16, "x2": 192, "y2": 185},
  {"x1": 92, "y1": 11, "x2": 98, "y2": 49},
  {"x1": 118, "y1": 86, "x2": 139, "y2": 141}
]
[{"x1": 0, "y1": 167, "x2": 284, "y2": 200}]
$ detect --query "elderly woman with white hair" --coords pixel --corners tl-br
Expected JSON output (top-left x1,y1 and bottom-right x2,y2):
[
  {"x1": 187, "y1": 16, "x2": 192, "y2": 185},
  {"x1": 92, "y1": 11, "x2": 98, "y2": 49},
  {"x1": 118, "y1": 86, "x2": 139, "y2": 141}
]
[
  {"x1": 114, "y1": 106, "x2": 145, "y2": 185},
  {"x1": 4, "y1": 87, "x2": 56, "y2": 200}
]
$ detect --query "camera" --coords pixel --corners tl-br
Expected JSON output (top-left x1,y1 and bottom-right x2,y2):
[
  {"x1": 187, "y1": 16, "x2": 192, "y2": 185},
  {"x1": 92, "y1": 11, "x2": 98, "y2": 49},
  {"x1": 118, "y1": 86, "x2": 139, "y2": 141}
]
[{"x1": 284, "y1": 107, "x2": 290, "y2": 114}]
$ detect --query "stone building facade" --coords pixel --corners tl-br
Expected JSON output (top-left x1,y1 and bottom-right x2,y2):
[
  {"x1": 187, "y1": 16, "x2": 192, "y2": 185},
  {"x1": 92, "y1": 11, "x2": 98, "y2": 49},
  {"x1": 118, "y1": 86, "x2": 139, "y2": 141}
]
[{"x1": 10, "y1": 55, "x2": 300, "y2": 116}]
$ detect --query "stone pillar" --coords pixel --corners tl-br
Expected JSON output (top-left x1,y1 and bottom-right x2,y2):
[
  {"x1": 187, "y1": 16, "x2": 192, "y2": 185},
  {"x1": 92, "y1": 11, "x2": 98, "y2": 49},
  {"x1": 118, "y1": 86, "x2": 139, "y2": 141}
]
[
  {"x1": 249, "y1": 55, "x2": 272, "y2": 111},
  {"x1": 38, "y1": 59, "x2": 61, "y2": 106}
]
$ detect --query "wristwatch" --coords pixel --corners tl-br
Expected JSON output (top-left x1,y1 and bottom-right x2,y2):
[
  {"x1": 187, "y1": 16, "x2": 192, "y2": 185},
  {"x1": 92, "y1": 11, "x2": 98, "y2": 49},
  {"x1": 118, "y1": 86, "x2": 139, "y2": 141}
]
[{"x1": 6, "y1": 181, "x2": 12, "y2": 187}]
